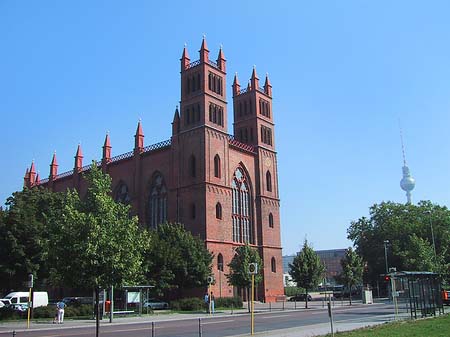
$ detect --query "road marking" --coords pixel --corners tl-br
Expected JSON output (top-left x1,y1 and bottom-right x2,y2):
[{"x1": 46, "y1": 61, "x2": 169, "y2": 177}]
[
  {"x1": 203, "y1": 319, "x2": 235, "y2": 325},
  {"x1": 260, "y1": 314, "x2": 292, "y2": 319}
]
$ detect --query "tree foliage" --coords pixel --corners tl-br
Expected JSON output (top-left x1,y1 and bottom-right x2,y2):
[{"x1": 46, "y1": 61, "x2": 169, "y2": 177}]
[
  {"x1": 226, "y1": 244, "x2": 263, "y2": 289},
  {"x1": 347, "y1": 201, "x2": 450, "y2": 284},
  {"x1": 0, "y1": 187, "x2": 64, "y2": 293},
  {"x1": 143, "y1": 222, "x2": 213, "y2": 296},
  {"x1": 49, "y1": 164, "x2": 145, "y2": 289},
  {"x1": 339, "y1": 247, "x2": 364, "y2": 305},
  {"x1": 289, "y1": 239, "x2": 325, "y2": 308}
]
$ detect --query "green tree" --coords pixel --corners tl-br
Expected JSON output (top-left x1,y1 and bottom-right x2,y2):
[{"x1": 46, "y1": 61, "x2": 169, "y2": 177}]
[
  {"x1": 143, "y1": 222, "x2": 213, "y2": 297},
  {"x1": 226, "y1": 244, "x2": 262, "y2": 310},
  {"x1": 347, "y1": 201, "x2": 450, "y2": 285},
  {"x1": 289, "y1": 239, "x2": 325, "y2": 308},
  {"x1": 0, "y1": 187, "x2": 64, "y2": 293},
  {"x1": 48, "y1": 164, "x2": 145, "y2": 335},
  {"x1": 339, "y1": 247, "x2": 364, "y2": 305}
]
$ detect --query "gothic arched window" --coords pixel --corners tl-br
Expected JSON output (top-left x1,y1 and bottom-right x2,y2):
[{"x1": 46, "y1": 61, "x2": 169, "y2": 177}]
[
  {"x1": 217, "y1": 254, "x2": 224, "y2": 271},
  {"x1": 148, "y1": 173, "x2": 167, "y2": 228},
  {"x1": 232, "y1": 167, "x2": 252, "y2": 243},
  {"x1": 269, "y1": 213, "x2": 274, "y2": 228},
  {"x1": 115, "y1": 182, "x2": 130, "y2": 204},
  {"x1": 216, "y1": 202, "x2": 222, "y2": 219},
  {"x1": 266, "y1": 170, "x2": 272, "y2": 192},
  {"x1": 214, "y1": 154, "x2": 221, "y2": 178},
  {"x1": 271, "y1": 257, "x2": 276, "y2": 273}
]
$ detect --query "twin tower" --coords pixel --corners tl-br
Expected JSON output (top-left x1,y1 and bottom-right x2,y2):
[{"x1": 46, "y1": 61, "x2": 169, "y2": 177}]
[{"x1": 23, "y1": 38, "x2": 283, "y2": 302}]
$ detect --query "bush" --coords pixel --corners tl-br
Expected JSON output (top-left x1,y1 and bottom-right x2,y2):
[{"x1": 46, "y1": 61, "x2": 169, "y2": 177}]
[
  {"x1": 0, "y1": 307, "x2": 22, "y2": 320},
  {"x1": 284, "y1": 286, "x2": 306, "y2": 297},
  {"x1": 33, "y1": 305, "x2": 57, "y2": 318},
  {"x1": 215, "y1": 297, "x2": 243, "y2": 309},
  {"x1": 170, "y1": 297, "x2": 205, "y2": 311}
]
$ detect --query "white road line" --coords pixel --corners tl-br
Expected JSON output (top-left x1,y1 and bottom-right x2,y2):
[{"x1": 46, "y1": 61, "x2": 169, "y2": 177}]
[
  {"x1": 203, "y1": 319, "x2": 235, "y2": 325},
  {"x1": 260, "y1": 314, "x2": 293, "y2": 319}
]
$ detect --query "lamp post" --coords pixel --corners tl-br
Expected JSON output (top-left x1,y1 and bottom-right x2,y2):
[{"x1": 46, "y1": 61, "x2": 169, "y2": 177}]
[
  {"x1": 426, "y1": 210, "x2": 437, "y2": 261},
  {"x1": 383, "y1": 240, "x2": 389, "y2": 274}
]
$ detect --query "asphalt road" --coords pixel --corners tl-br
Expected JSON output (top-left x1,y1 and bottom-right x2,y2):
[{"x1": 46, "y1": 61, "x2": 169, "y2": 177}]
[{"x1": 0, "y1": 303, "x2": 398, "y2": 337}]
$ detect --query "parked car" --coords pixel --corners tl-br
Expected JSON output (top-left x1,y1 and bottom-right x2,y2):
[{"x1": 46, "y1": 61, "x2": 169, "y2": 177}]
[
  {"x1": 143, "y1": 299, "x2": 169, "y2": 310},
  {"x1": 62, "y1": 297, "x2": 93, "y2": 306},
  {"x1": 289, "y1": 294, "x2": 312, "y2": 302}
]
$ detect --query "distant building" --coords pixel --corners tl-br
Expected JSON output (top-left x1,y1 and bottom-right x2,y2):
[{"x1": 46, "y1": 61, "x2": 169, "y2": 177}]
[{"x1": 283, "y1": 249, "x2": 347, "y2": 286}]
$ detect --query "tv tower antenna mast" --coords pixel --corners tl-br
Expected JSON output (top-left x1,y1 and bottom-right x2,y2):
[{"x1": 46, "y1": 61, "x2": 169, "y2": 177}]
[{"x1": 399, "y1": 127, "x2": 415, "y2": 204}]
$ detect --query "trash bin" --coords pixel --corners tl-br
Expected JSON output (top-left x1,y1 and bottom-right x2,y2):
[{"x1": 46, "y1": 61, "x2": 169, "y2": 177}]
[
  {"x1": 105, "y1": 300, "x2": 111, "y2": 313},
  {"x1": 362, "y1": 290, "x2": 373, "y2": 304}
]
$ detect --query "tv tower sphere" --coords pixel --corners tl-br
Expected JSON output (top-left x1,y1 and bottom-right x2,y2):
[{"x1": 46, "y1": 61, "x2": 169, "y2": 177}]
[{"x1": 400, "y1": 166, "x2": 415, "y2": 192}]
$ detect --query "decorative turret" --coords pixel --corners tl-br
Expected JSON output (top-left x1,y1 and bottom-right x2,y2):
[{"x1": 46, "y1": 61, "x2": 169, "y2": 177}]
[
  {"x1": 216, "y1": 45, "x2": 226, "y2": 72},
  {"x1": 29, "y1": 161, "x2": 36, "y2": 186},
  {"x1": 172, "y1": 106, "x2": 180, "y2": 135},
  {"x1": 74, "y1": 144, "x2": 83, "y2": 172},
  {"x1": 181, "y1": 44, "x2": 190, "y2": 71},
  {"x1": 23, "y1": 168, "x2": 30, "y2": 188},
  {"x1": 199, "y1": 36, "x2": 209, "y2": 63},
  {"x1": 232, "y1": 73, "x2": 240, "y2": 96},
  {"x1": 103, "y1": 133, "x2": 112, "y2": 163},
  {"x1": 35, "y1": 173, "x2": 40, "y2": 185},
  {"x1": 264, "y1": 73, "x2": 272, "y2": 97},
  {"x1": 250, "y1": 66, "x2": 259, "y2": 91},
  {"x1": 134, "y1": 120, "x2": 144, "y2": 154},
  {"x1": 49, "y1": 152, "x2": 58, "y2": 180}
]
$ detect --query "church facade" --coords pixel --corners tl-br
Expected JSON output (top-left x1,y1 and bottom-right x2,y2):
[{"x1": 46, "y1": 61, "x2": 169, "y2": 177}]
[{"x1": 24, "y1": 38, "x2": 284, "y2": 302}]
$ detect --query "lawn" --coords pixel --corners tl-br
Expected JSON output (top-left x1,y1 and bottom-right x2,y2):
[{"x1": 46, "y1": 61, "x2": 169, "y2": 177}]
[{"x1": 324, "y1": 314, "x2": 450, "y2": 337}]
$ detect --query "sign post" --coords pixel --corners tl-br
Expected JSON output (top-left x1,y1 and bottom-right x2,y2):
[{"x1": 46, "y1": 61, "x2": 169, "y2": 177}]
[
  {"x1": 27, "y1": 274, "x2": 33, "y2": 329},
  {"x1": 248, "y1": 263, "x2": 258, "y2": 335}
]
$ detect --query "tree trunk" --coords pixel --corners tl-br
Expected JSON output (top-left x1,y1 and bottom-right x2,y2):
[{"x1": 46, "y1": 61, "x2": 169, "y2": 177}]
[
  {"x1": 95, "y1": 287, "x2": 100, "y2": 337},
  {"x1": 305, "y1": 289, "x2": 308, "y2": 309}
]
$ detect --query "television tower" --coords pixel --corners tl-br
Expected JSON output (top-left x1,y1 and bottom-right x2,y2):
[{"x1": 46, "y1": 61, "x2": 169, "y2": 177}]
[{"x1": 399, "y1": 129, "x2": 415, "y2": 204}]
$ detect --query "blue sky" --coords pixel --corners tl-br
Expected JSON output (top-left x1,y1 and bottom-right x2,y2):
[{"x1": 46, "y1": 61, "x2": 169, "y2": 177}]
[{"x1": 1, "y1": 1, "x2": 450, "y2": 255}]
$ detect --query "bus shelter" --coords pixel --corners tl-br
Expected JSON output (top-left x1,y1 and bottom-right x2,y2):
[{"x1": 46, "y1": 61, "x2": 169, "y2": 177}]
[{"x1": 390, "y1": 271, "x2": 444, "y2": 319}]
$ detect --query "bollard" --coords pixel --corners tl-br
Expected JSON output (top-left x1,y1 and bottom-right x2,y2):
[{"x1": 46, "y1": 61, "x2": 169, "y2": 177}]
[
  {"x1": 282, "y1": 300, "x2": 285, "y2": 311},
  {"x1": 294, "y1": 299, "x2": 297, "y2": 310},
  {"x1": 12, "y1": 331, "x2": 16, "y2": 337},
  {"x1": 151, "y1": 321, "x2": 155, "y2": 337},
  {"x1": 269, "y1": 302, "x2": 271, "y2": 312},
  {"x1": 198, "y1": 317, "x2": 202, "y2": 337},
  {"x1": 231, "y1": 303, "x2": 233, "y2": 315}
]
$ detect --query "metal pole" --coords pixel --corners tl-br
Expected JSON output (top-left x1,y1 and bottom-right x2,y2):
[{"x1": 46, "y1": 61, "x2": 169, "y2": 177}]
[
  {"x1": 251, "y1": 273, "x2": 255, "y2": 335},
  {"x1": 428, "y1": 213, "x2": 437, "y2": 260},
  {"x1": 27, "y1": 286, "x2": 32, "y2": 328},
  {"x1": 383, "y1": 240, "x2": 389, "y2": 274},
  {"x1": 109, "y1": 286, "x2": 114, "y2": 323},
  {"x1": 198, "y1": 318, "x2": 202, "y2": 337},
  {"x1": 152, "y1": 321, "x2": 155, "y2": 337},
  {"x1": 328, "y1": 296, "x2": 334, "y2": 337}
]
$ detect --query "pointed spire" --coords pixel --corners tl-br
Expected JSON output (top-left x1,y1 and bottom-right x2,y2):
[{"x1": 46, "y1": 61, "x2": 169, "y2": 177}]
[
  {"x1": 134, "y1": 120, "x2": 144, "y2": 153},
  {"x1": 247, "y1": 80, "x2": 251, "y2": 91},
  {"x1": 216, "y1": 44, "x2": 226, "y2": 71},
  {"x1": 29, "y1": 161, "x2": 36, "y2": 185},
  {"x1": 181, "y1": 43, "x2": 190, "y2": 71},
  {"x1": 50, "y1": 152, "x2": 58, "y2": 180},
  {"x1": 103, "y1": 133, "x2": 111, "y2": 162},
  {"x1": 250, "y1": 66, "x2": 259, "y2": 91},
  {"x1": 172, "y1": 106, "x2": 180, "y2": 135},
  {"x1": 23, "y1": 168, "x2": 30, "y2": 188},
  {"x1": 35, "y1": 173, "x2": 40, "y2": 185},
  {"x1": 199, "y1": 35, "x2": 209, "y2": 63},
  {"x1": 264, "y1": 73, "x2": 272, "y2": 96},
  {"x1": 233, "y1": 72, "x2": 241, "y2": 96},
  {"x1": 74, "y1": 144, "x2": 83, "y2": 172}
]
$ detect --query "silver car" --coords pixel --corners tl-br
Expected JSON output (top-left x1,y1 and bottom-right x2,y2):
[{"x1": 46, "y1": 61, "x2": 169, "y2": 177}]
[{"x1": 143, "y1": 299, "x2": 169, "y2": 310}]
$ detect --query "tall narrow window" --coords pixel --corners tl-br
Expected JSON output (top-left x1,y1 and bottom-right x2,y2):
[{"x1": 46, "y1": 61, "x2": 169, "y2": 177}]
[
  {"x1": 232, "y1": 167, "x2": 252, "y2": 243},
  {"x1": 189, "y1": 155, "x2": 196, "y2": 177},
  {"x1": 214, "y1": 154, "x2": 221, "y2": 178},
  {"x1": 216, "y1": 202, "x2": 222, "y2": 219},
  {"x1": 269, "y1": 213, "x2": 274, "y2": 228},
  {"x1": 148, "y1": 173, "x2": 167, "y2": 228},
  {"x1": 266, "y1": 171, "x2": 272, "y2": 192},
  {"x1": 271, "y1": 257, "x2": 276, "y2": 273},
  {"x1": 191, "y1": 203, "x2": 196, "y2": 219},
  {"x1": 218, "y1": 254, "x2": 224, "y2": 271}
]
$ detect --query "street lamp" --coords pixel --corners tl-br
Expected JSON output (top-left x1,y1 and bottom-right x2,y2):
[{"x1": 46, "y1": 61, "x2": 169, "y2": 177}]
[
  {"x1": 426, "y1": 210, "x2": 437, "y2": 261},
  {"x1": 383, "y1": 240, "x2": 389, "y2": 274}
]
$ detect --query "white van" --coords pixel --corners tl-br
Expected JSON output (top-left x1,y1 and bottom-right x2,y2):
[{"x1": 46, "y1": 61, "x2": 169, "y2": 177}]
[{"x1": 0, "y1": 291, "x2": 48, "y2": 308}]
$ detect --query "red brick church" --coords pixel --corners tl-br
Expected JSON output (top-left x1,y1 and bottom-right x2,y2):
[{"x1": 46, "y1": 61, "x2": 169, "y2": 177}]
[{"x1": 23, "y1": 38, "x2": 284, "y2": 302}]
